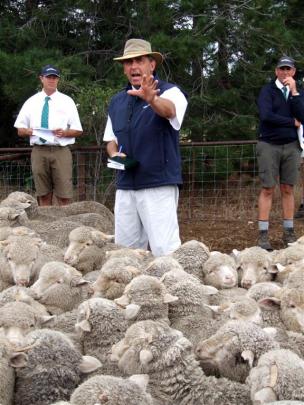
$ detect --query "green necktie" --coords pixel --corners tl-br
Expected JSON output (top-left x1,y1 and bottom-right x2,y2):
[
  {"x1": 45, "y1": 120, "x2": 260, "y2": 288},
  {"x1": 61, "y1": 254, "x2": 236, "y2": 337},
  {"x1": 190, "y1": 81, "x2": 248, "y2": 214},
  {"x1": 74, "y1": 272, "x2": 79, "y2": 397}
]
[
  {"x1": 282, "y1": 86, "x2": 288, "y2": 100},
  {"x1": 40, "y1": 96, "x2": 51, "y2": 143}
]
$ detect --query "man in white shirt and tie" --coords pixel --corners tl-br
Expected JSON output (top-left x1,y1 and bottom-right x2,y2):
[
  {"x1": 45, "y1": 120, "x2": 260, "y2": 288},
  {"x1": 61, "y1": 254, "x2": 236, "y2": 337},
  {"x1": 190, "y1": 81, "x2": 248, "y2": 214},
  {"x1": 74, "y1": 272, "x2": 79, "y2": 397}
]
[{"x1": 14, "y1": 64, "x2": 83, "y2": 206}]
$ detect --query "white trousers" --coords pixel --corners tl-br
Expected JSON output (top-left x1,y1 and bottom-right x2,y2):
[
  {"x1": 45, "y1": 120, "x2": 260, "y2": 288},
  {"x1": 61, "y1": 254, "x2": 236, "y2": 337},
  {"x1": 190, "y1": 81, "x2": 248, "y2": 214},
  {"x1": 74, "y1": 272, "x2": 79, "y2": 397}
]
[{"x1": 114, "y1": 186, "x2": 181, "y2": 257}]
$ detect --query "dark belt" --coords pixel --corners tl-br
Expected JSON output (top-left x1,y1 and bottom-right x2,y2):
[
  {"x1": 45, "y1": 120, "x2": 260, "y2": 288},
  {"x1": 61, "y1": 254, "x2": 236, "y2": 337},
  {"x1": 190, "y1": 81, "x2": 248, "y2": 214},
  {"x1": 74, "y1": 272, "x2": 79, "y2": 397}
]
[{"x1": 33, "y1": 144, "x2": 67, "y2": 148}]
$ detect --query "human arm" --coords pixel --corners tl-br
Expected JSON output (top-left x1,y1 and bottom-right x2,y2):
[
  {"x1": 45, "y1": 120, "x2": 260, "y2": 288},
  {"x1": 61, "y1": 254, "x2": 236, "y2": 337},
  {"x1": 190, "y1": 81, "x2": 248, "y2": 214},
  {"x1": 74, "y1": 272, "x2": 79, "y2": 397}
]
[
  {"x1": 127, "y1": 74, "x2": 176, "y2": 119},
  {"x1": 257, "y1": 85, "x2": 298, "y2": 127},
  {"x1": 17, "y1": 128, "x2": 33, "y2": 137}
]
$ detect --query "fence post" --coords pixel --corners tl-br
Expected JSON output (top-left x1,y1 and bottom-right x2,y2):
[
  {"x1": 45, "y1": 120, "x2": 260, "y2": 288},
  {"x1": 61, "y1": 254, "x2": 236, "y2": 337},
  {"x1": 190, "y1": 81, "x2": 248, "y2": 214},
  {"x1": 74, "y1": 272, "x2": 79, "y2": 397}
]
[{"x1": 77, "y1": 152, "x2": 86, "y2": 201}]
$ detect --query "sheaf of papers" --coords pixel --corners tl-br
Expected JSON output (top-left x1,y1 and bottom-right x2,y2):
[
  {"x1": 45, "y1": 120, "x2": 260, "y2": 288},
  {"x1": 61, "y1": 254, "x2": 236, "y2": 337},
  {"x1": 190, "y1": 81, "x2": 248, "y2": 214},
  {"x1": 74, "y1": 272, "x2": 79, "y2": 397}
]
[
  {"x1": 107, "y1": 159, "x2": 125, "y2": 170},
  {"x1": 32, "y1": 128, "x2": 75, "y2": 146},
  {"x1": 298, "y1": 125, "x2": 304, "y2": 158}
]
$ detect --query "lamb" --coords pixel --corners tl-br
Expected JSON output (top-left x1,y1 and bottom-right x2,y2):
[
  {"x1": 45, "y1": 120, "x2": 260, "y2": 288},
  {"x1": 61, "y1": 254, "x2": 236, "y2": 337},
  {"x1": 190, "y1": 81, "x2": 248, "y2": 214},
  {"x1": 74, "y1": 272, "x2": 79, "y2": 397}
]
[
  {"x1": 233, "y1": 246, "x2": 274, "y2": 288},
  {"x1": 172, "y1": 239, "x2": 210, "y2": 279},
  {"x1": 64, "y1": 226, "x2": 115, "y2": 274},
  {"x1": 247, "y1": 349, "x2": 304, "y2": 403},
  {"x1": 271, "y1": 244, "x2": 304, "y2": 267},
  {"x1": 0, "y1": 336, "x2": 15, "y2": 405},
  {"x1": 10, "y1": 329, "x2": 101, "y2": 405},
  {"x1": 114, "y1": 275, "x2": 178, "y2": 323},
  {"x1": 70, "y1": 374, "x2": 153, "y2": 405},
  {"x1": 75, "y1": 297, "x2": 128, "y2": 375},
  {"x1": 0, "y1": 191, "x2": 39, "y2": 218},
  {"x1": 111, "y1": 320, "x2": 251, "y2": 405},
  {"x1": 30, "y1": 261, "x2": 93, "y2": 314},
  {"x1": 0, "y1": 234, "x2": 64, "y2": 287},
  {"x1": 201, "y1": 251, "x2": 238, "y2": 288},
  {"x1": 0, "y1": 285, "x2": 48, "y2": 316},
  {"x1": 195, "y1": 319, "x2": 279, "y2": 383}
]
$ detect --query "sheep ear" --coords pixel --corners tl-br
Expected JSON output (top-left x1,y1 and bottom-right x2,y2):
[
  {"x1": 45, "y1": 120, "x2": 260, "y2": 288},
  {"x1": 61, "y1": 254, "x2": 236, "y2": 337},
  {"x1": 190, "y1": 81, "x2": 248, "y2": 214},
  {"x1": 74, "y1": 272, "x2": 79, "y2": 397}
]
[
  {"x1": 204, "y1": 304, "x2": 221, "y2": 313},
  {"x1": 163, "y1": 293, "x2": 179, "y2": 303},
  {"x1": 139, "y1": 349, "x2": 153, "y2": 366},
  {"x1": 231, "y1": 249, "x2": 240, "y2": 258},
  {"x1": 70, "y1": 277, "x2": 90, "y2": 287},
  {"x1": 39, "y1": 315, "x2": 56, "y2": 325},
  {"x1": 275, "y1": 263, "x2": 285, "y2": 272},
  {"x1": 241, "y1": 349, "x2": 254, "y2": 368},
  {"x1": 91, "y1": 230, "x2": 114, "y2": 245},
  {"x1": 253, "y1": 387, "x2": 277, "y2": 404},
  {"x1": 129, "y1": 374, "x2": 149, "y2": 391},
  {"x1": 201, "y1": 285, "x2": 218, "y2": 295},
  {"x1": 10, "y1": 352, "x2": 28, "y2": 368},
  {"x1": 79, "y1": 355, "x2": 102, "y2": 374},
  {"x1": 125, "y1": 303, "x2": 140, "y2": 320},
  {"x1": 258, "y1": 297, "x2": 281, "y2": 309},
  {"x1": 115, "y1": 295, "x2": 130, "y2": 308},
  {"x1": 75, "y1": 319, "x2": 91, "y2": 332}
]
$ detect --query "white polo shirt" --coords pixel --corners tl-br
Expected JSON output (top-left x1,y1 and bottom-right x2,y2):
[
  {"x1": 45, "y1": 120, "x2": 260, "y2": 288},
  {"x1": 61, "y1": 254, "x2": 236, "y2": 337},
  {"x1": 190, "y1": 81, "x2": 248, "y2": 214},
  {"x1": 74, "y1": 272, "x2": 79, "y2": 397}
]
[{"x1": 14, "y1": 90, "x2": 82, "y2": 146}]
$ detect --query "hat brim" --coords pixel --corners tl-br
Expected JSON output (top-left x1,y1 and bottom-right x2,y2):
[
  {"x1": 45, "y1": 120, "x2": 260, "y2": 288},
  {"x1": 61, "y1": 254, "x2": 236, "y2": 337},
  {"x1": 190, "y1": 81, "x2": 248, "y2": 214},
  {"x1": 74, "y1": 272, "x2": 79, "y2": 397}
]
[
  {"x1": 114, "y1": 51, "x2": 163, "y2": 66},
  {"x1": 43, "y1": 73, "x2": 60, "y2": 77},
  {"x1": 277, "y1": 63, "x2": 295, "y2": 68}
]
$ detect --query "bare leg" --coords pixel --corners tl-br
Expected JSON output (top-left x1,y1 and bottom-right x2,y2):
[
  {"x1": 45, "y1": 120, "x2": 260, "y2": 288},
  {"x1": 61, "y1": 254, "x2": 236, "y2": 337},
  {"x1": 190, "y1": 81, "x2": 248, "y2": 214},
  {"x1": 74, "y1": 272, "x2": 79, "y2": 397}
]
[
  {"x1": 258, "y1": 187, "x2": 275, "y2": 221},
  {"x1": 56, "y1": 197, "x2": 71, "y2": 206},
  {"x1": 280, "y1": 183, "x2": 294, "y2": 219},
  {"x1": 38, "y1": 192, "x2": 53, "y2": 206}
]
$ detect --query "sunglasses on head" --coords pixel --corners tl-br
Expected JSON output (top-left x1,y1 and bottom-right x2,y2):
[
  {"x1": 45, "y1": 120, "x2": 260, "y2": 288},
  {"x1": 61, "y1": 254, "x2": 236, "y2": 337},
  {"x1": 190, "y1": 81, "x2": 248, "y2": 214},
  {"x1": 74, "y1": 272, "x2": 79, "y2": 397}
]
[{"x1": 279, "y1": 66, "x2": 292, "y2": 71}]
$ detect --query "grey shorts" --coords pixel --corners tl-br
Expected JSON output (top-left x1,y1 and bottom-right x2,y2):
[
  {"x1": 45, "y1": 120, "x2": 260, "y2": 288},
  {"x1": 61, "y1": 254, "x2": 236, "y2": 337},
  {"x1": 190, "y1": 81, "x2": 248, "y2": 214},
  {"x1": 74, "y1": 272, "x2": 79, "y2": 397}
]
[
  {"x1": 256, "y1": 140, "x2": 302, "y2": 187},
  {"x1": 31, "y1": 145, "x2": 73, "y2": 198}
]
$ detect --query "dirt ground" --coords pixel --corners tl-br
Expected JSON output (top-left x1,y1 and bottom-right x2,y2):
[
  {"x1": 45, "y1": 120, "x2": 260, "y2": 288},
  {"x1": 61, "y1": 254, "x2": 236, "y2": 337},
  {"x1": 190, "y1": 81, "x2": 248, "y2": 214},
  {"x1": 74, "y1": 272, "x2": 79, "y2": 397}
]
[{"x1": 179, "y1": 217, "x2": 304, "y2": 253}]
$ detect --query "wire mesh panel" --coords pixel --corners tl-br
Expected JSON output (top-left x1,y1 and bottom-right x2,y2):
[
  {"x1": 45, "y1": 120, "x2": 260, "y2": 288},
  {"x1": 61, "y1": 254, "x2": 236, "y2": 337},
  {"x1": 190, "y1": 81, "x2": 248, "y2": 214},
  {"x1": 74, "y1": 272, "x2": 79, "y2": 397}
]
[{"x1": 0, "y1": 143, "x2": 300, "y2": 222}]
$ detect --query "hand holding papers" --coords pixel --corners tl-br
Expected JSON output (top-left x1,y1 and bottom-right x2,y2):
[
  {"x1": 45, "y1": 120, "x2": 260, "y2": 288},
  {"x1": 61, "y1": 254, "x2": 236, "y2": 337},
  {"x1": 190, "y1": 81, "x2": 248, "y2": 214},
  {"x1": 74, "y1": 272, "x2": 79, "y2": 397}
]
[
  {"x1": 107, "y1": 155, "x2": 139, "y2": 170},
  {"x1": 32, "y1": 128, "x2": 75, "y2": 146}
]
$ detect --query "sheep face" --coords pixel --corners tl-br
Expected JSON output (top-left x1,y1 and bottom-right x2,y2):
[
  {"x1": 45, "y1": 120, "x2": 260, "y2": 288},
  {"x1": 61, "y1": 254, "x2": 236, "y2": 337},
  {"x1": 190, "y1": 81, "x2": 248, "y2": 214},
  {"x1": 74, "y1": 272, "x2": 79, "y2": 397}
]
[
  {"x1": 203, "y1": 253, "x2": 238, "y2": 289},
  {"x1": 111, "y1": 320, "x2": 185, "y2": 375},
  {"x1": 2, "y1": 237, "x2": 42, "y2": 286},
  {"x1": 236, "y1": 247, "x2": 273, "y2": 289}
]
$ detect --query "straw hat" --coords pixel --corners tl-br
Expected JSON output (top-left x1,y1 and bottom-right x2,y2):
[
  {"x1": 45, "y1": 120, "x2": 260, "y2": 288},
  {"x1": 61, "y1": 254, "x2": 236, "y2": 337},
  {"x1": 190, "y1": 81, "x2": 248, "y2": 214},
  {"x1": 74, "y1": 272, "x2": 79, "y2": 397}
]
[{"x1": 114, "y1": 38, "x2": 163, "y2": 66}]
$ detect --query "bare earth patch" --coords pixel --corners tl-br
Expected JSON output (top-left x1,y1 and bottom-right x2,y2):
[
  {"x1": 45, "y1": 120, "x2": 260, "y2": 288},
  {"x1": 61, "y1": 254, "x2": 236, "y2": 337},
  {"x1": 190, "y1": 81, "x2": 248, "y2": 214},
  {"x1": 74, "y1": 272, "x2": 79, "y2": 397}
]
[{"x1": 180, "y1": 218, "x2": 304, "y2": 253}]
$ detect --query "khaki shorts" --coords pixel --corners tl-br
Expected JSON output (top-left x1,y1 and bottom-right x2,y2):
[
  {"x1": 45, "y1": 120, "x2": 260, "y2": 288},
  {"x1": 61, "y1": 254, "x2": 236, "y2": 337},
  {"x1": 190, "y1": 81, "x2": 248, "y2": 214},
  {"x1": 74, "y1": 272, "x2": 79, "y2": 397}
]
[
  {"x1": 256, "y1": 140, "x2": 302, "y2": 187},
  {"x1": 31, "y1": 145, "x2": 73, "y2": 198}
]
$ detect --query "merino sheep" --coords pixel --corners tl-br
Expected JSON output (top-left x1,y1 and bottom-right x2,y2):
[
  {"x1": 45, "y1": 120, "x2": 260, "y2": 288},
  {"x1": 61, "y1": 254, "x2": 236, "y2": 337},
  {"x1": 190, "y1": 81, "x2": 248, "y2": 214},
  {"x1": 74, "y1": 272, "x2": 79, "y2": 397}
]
[
  {"x1": 93, "y1": 265, "x2": 141, "y2": 300},
  {"x1": 165, "y1": 278, "x2": 219, "y2": 345},
  {"x1": 259, "y1": 287, "x2": 304, "y2": 333},
  {"x1": 172, "y1": 239, "x2": 210, "y2": 279},
  {"x1": 111, "y1": 320, "x2": 251, "y2": 405},
  {"x1": 0, "y1": 234, "x2": 64, "y2": 287},
  {"x1": 114, "y1": 275, "x2": 178, "y2": 323},
  {"x1": 0, "y1": 191, "x2": 38, "y2": 218},
  {"x1": 271, "y1": 245, "x2": 304, "y2": 267},
  {"x1": 10, "y1": 329, "x2": 101, "y2": 405},
  {"x1": 202, "y1": 251, "x2": 238, "y2": 288},
  {"x1": 0, "y1": 336, "x2": 15, "y2": 405},
  {"x1": 70, "y1": 374, "x2": 153, "y2": 405},
  {"x1": 143, "y1": 256, "x2": 183, "y2": 278},
  {"x1": 0, "y1": 301, "x2": 43, "y2": 347},
  {"x1": 247, "y1": 349, "x2": 304, "y2": 404},
  {"x1": 233, "y1": 246, "x2": 273, "y2": 288},
  {"x1": 64, "y1": 226, "x2": 115, "y2": 273},
  {"x1": 30, "y1": 261, "x2": 93, "y2": 314},
  {"x1": 75, "y1": 297, "x2": 128, "y2": 375},
  {"x1": 195, "y1": 320, "x2": 279, "y2": 383}
]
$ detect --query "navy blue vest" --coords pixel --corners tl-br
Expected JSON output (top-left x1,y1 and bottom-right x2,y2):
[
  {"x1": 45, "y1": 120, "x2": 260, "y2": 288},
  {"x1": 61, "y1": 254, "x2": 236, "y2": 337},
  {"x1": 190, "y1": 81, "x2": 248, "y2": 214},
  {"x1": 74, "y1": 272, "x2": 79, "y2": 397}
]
[{"x1": 108, "y1": 79, "x2": 184, "y2": 190}]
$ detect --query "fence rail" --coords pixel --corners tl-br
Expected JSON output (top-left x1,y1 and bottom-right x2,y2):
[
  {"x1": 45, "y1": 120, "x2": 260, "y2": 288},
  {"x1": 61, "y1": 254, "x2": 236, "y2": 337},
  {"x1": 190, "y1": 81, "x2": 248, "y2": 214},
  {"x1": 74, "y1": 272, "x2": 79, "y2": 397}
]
[{"x1": 0, "y1": 141, "x2": 298, "y2": 221}]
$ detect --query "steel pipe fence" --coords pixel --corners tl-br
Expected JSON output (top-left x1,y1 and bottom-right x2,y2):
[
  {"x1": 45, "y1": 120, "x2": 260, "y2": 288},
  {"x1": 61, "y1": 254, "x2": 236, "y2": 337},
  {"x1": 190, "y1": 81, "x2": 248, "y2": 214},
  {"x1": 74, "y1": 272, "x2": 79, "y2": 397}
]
[{"x1": 0, "y1": 142, "x2": 300, "y2": 221}]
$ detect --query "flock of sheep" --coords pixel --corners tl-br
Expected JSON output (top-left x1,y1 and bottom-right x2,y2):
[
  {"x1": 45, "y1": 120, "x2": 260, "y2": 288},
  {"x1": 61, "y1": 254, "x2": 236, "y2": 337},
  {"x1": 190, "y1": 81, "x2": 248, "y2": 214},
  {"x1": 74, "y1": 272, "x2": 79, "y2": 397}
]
[{"x1": 0, "y1": 191, "x2": 304, "y2": 404}]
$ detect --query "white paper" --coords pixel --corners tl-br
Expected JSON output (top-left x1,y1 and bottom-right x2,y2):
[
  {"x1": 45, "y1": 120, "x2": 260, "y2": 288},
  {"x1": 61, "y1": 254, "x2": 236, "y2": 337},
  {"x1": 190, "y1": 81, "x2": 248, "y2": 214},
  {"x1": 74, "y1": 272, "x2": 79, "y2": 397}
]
[
  {"x1": 31, "y1": 128, "x2": 75, "y2": 146},
  {"x1": 298, "y1": 125, "x2": 304, "y2": 158},
  {"x1": 107, "y1": 161, "x2": 125, "y2": 170}
]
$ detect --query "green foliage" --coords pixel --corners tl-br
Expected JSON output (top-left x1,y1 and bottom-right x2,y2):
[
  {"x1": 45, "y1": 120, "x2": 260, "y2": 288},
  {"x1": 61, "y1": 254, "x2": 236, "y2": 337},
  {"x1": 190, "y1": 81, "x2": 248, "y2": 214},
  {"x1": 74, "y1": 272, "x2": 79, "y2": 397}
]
[{"x1": 1, "y1": 0, "x2": 304, "y2": 145}]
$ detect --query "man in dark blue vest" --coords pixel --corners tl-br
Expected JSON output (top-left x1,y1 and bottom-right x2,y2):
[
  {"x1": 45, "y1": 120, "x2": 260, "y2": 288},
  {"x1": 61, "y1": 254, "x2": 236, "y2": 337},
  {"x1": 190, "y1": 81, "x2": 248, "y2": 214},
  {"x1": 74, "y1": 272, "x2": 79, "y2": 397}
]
[
  {"x1": 257, "y1": 55, "x2": 304, "y2": 250},
  {"x1": 103, "y1": 38, "x2": 188, "y2": 256}
]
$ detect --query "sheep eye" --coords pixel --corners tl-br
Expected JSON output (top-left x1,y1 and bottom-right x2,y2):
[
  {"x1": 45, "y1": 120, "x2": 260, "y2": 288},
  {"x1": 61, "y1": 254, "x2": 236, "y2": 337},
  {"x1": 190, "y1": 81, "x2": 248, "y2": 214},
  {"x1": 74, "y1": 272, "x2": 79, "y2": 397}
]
[{"x1": 289, "y1": 303, "x2": 296, "y2": 308}]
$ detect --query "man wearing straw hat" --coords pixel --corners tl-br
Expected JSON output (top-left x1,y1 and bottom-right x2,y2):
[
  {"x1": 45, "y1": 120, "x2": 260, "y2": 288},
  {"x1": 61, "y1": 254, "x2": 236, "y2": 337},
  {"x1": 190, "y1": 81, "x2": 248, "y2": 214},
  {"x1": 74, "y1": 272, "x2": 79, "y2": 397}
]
[{"x1": 103, "y1": 38, "x2": 188, "y2": 256}]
